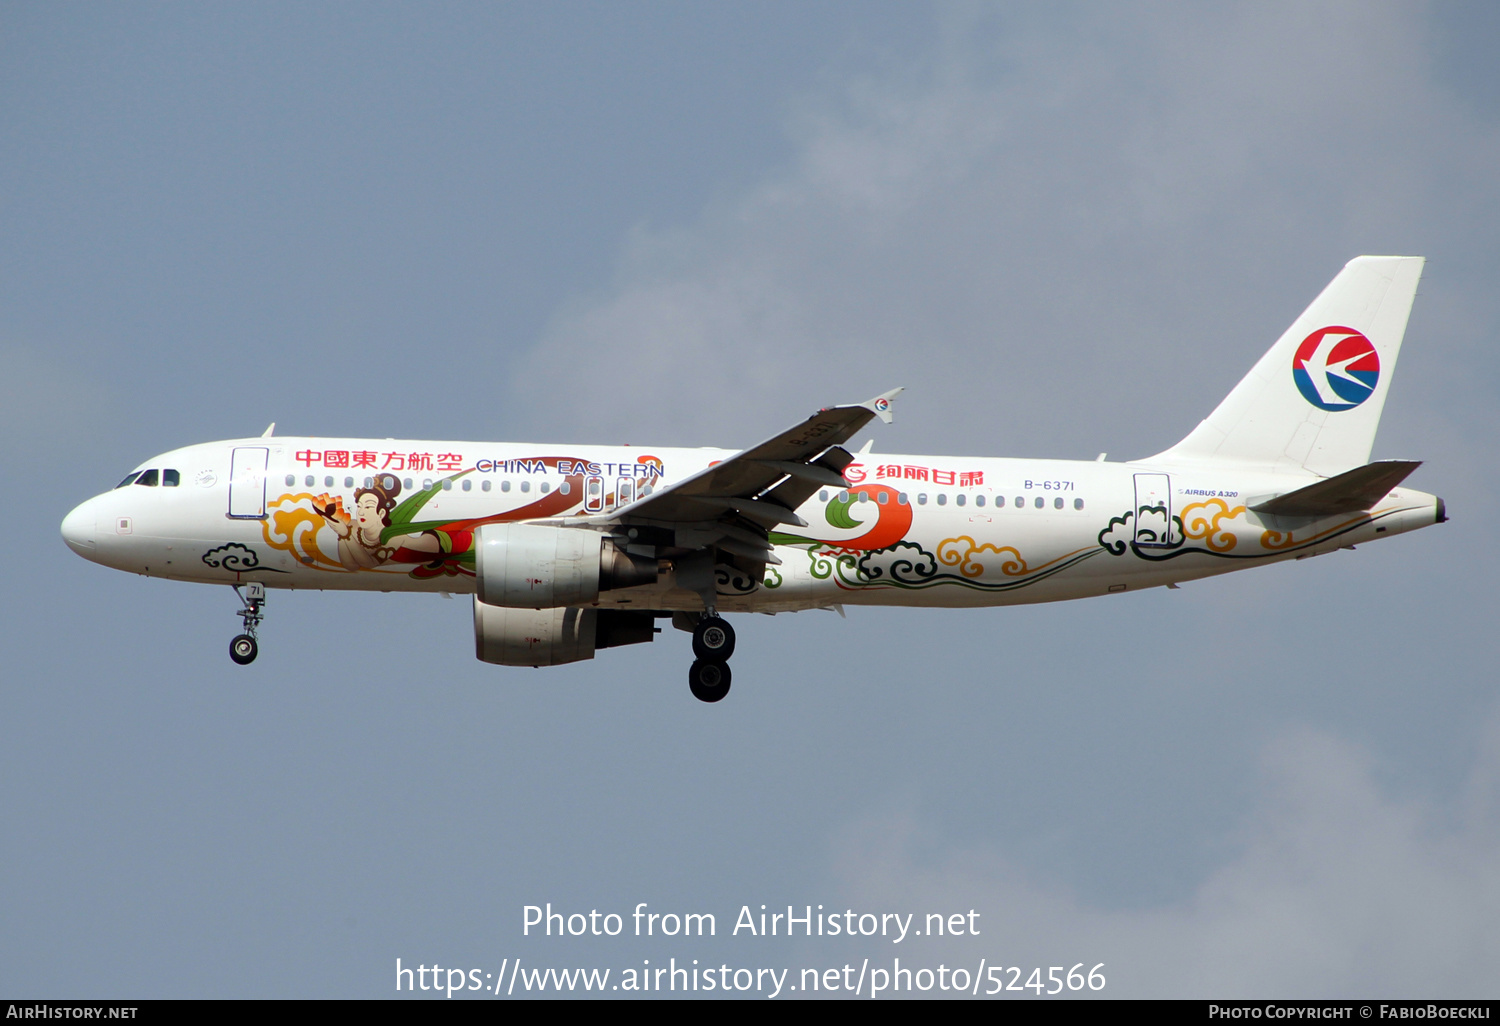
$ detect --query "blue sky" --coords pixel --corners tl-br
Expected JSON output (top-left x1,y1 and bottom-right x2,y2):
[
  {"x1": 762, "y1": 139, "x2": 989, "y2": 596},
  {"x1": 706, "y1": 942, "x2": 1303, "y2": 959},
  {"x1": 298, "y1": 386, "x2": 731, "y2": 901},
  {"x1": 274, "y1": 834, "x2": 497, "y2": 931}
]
[{"x1": 3, "y1": 1, "x2": 1498, "y2": 997}]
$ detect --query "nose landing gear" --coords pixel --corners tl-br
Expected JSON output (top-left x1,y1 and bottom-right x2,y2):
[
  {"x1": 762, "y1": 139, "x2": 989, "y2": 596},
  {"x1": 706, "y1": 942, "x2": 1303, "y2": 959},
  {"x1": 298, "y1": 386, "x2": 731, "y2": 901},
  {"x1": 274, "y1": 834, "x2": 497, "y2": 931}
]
[
  {"x1": 687, "y1": 614, "x2": 735, "y2": 703},
  {"x1": 229, "y1": 582, "x2": 265, "y2": 665},
  {"x1": 230, "y1": 634, "x2": 258, "y2": 665}
]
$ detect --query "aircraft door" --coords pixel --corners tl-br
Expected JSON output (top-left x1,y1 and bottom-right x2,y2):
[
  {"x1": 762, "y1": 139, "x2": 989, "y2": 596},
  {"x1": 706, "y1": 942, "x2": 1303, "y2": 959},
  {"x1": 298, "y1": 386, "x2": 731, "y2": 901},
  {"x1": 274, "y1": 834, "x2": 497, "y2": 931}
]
[
  {"x1": 1132, "y1": 473, "x2": 1176, "y2": 548},
  {"x1": 228, "y1": 447, "x2": 269, "y2": 519}
]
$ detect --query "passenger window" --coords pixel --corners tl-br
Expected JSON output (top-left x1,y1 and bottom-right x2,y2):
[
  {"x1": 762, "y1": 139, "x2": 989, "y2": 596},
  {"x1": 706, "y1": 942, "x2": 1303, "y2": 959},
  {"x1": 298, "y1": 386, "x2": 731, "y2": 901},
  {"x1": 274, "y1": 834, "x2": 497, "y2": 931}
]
[
  {"x1": 462, "y1": 479, "x2": 472, "y2": 492},
  {"x1": 1074, "y1": 498, "x2": 1084, "y2": 510},
  {"x1": 917, "y1": 493, "x2": 927, "y2": 505},
  {"x1": 163, "y1": 469, "x2": 180, "y2": 487},
  {"x1": 956, "y1": 494, "x2": 966, "y2": 507},
  {"x1": 116, "y1": 472, "x2": 141, "y2": 489},
  {"x1": 898, "y1": 492, "x2": 909, "y2": 505},
  {"x1": 937, "y1": 493, "x2": 947, "y2": 506},
  {"x1": 442, "y1": 479, "x2": 451, "y2": 491},
  {"x1": 975, "y1": 494, "x2": 985, "y2": 507},
  {"x1": 501, "y1": 480, "x2": 511, "y2": 492},
  {"x1": 838, "y1": 490, "x2": 849, "y2": 503},
  {"x1": 324, "y1": 475, "x2": 334, "y2": 488},
  {"x1": 1015, "y1": 496, "x2": 1024, "y2": 507},
  {"x1": 481, "y1": 480, "x2": 491, "y2": 492},
  {"x1": 422, "y1": 479, "x2": 433, "y2": 490},
  {"x1": 1054, "y1": 497, "x2": 1064, "y2": 509},
  {"x1": 877, "y1": 491, "x2": 888, "y2": 505},
  {"x1": 995, "y1": 495, "x2": 1005, "y2": 508},
  {"x1": 560, "y1": 481, "x2": 570, "y2": 495},
  {"x1": 540, "y1": 482, "x2": 551, "y2": 494},
  {"x1": 364, "y1": 477, "x2": 374, "y2": 488},
  {"x1": 344, "y1": 476, "x2": 354, "y2": 488},
  {"x1": 858, "y1": 491, "x2": 870, "y2": 503},
  {"x1": 819, "y1": 490, "x2": 829, "y2": 502},
  {"x1": 1034, "y1": 496, "x2": 1044, "y2": 509},
  {"x1": 135, "y1": 469, "x2": 159, "y2": 487},
  {"x1": 521, "y1": 481, "x2": 531, "y2": 493},
  {"x1": 403, "y1": 477, "x2": 413, "y2": 490}
]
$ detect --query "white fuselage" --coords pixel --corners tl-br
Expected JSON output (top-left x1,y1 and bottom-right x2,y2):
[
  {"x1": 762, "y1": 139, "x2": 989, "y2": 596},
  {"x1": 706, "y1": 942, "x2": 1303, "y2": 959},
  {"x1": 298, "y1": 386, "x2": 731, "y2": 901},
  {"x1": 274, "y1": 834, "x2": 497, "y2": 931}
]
[{"x1": 60, "y1": 436, "x2": 1442, "y2": 613}]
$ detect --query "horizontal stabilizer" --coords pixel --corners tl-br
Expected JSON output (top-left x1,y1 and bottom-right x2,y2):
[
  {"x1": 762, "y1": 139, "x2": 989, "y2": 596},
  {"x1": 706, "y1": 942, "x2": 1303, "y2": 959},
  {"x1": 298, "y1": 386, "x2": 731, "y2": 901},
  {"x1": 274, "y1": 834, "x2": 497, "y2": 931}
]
[{"x1": 1250, "y1": 460, "x2": 1421, "y2": 517}]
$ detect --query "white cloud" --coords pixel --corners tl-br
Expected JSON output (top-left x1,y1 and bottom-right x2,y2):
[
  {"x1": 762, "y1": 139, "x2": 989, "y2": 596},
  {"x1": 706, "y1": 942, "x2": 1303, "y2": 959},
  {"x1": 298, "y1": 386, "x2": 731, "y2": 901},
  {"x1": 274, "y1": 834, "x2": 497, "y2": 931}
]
[
  {"x1": 509, "y1": 2, "x2": 1498, "y2": 469},
  {"x1": 829, "y1": 717, "x2": 1500, "y2": 997}
]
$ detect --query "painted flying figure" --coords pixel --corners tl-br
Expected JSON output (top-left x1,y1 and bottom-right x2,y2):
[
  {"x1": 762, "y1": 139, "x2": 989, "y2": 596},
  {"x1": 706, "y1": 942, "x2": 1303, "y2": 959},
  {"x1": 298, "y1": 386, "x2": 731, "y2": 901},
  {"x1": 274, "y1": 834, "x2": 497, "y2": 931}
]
[{"x1": 62, "y1": 257, "x2": 1444, "y2": 702}]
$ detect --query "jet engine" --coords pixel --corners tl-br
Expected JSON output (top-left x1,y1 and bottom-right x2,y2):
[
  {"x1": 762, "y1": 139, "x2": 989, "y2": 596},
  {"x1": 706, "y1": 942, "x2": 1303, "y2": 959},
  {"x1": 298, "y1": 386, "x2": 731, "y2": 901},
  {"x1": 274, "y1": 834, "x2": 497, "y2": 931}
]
[
  {"x1": 473, "y1": 601, "x2": 656, "y2": 666},
  {"x1": 474, "y1": 523, "x2": 658, "y2": 608}
]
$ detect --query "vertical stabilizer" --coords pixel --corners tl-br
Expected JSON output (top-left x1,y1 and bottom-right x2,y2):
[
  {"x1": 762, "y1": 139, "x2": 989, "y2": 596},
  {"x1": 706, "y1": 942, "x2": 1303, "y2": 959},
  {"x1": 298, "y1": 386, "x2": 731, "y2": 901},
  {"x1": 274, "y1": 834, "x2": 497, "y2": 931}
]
[{"x1": 1151, "y1": 256, "x2": 1424, "y2": 476}]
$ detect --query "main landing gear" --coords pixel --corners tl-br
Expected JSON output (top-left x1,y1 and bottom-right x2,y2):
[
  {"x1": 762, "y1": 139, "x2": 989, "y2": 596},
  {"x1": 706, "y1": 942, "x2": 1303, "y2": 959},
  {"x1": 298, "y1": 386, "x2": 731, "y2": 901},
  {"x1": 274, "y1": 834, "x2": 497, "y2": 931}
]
[
  {"x1": 229, "y1": 582, "x2": 265, "y2": 665},
  {"x1": 687, "y1": 614, "x2": 735, "y2": 703}
]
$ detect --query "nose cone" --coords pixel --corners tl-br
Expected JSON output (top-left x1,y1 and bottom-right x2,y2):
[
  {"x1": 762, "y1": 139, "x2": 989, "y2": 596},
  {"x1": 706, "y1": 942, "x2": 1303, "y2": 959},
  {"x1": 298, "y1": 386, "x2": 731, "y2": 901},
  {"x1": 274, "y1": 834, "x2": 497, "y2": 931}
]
[{"x1": 61, "y1": 500, "x2": 97, "y2": 558}]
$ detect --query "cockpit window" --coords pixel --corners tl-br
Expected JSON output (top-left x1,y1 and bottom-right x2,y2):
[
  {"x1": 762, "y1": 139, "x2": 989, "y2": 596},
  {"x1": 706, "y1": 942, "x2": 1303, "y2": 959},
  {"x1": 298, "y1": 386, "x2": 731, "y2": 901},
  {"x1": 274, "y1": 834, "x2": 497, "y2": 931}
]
[
  {"x1": 115, "y1": 472, "x2": 142, "y2": 489},
  {"x1": 135, "y1": 469, "x2": 159, "y2": 487},
  {"x1": 163, "y1": 469, "x2": 180, "y2": 487}
]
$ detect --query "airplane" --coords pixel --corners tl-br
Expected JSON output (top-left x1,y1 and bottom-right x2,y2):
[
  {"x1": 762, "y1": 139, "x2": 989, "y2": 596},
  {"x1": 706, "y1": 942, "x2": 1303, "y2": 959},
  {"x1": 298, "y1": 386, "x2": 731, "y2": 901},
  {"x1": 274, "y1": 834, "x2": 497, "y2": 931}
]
[{"x1": 60, "y1": 256, "x2": 1444, "y2": 702}]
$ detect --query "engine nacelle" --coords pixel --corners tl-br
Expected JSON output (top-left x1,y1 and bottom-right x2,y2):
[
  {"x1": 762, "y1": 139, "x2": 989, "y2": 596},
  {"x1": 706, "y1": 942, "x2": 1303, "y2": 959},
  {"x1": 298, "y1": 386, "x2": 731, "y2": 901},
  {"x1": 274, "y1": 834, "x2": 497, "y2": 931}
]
[
  {"x1": 474, "y1": 523, "x2": 657, "y2": 609},
  {"x1": 473, "y1": 601, "x2": 657, "y2": 667},
  {"x1": 474, "y1": 602, "x2": 594, "y2": 666}
]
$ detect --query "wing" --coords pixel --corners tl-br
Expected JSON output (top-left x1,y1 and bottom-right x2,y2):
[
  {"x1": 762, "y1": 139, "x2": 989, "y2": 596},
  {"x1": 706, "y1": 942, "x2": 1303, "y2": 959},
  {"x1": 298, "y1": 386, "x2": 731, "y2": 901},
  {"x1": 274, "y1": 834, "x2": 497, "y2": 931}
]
[{"x1": 553, "y1": 388, "x2": 901, "y2": 603}]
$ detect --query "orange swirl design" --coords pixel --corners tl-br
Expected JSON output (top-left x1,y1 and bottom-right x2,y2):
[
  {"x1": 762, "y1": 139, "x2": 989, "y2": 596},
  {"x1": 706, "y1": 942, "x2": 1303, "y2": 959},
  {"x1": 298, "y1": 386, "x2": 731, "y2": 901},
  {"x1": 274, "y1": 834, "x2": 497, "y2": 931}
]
[
  {"x1": 1260, "y1": 514, "x2": 1369, "y2": 551},
  {"x1": 937, "y1": 536, "x2": 1028, "y2": 577},
  {"x1": 262, "y1": 493, "x2": 345, "y2": 570},
  {"x1": 1180, "y1": 499, "x2": 1246, "y2": 552}
]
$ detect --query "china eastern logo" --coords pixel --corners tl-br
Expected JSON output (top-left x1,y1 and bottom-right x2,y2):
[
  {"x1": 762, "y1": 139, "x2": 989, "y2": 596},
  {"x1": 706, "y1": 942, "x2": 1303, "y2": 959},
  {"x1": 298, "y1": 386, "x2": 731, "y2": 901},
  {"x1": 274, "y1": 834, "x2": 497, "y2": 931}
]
[{"x1": 1292, "y1": 326, "x2": 1380, "y2": 411}]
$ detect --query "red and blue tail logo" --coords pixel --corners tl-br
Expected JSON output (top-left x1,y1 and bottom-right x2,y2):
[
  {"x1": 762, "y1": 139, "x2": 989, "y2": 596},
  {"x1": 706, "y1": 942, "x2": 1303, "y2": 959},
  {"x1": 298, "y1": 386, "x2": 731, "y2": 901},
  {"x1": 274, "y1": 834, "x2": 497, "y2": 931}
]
[{"x1": 1292, "y1": 326, "x2": 1379, "y2": 411}]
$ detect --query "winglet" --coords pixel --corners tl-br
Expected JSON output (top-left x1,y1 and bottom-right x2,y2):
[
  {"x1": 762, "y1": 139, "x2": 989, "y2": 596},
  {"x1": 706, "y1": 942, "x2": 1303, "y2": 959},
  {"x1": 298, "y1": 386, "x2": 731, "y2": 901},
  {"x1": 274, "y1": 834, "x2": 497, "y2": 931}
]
[
  {"x1": 860, "y1": 387, "x2": 903, "y2": 425},
  {"x1": 261, "y1": 422, "x2": 276, "y2": 438}
]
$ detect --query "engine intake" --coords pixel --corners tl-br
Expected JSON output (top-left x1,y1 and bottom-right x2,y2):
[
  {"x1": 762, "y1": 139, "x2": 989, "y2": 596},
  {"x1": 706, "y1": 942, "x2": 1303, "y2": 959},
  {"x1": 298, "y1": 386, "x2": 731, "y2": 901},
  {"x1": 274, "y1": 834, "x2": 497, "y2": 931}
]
[{"x1": 474, "y1": 523, "x2": 657, "y2": 609}]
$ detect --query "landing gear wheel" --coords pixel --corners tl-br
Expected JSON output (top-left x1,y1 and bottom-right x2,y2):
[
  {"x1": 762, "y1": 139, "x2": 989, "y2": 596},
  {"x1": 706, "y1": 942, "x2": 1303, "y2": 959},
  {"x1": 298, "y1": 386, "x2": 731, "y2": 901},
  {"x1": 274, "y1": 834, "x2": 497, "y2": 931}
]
[
  {"x1": 230, "y1": 583, "x2": 266, "y2": 665},
  {"x1": 688, "y1": 659, "x2": 732, "y2": 703},
  {"x1": 230, "y1": 634, "x2": 258, "y2": 665},
  {"x1": 692, "y1": 616, "x2": 736, "y2": 662}
]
